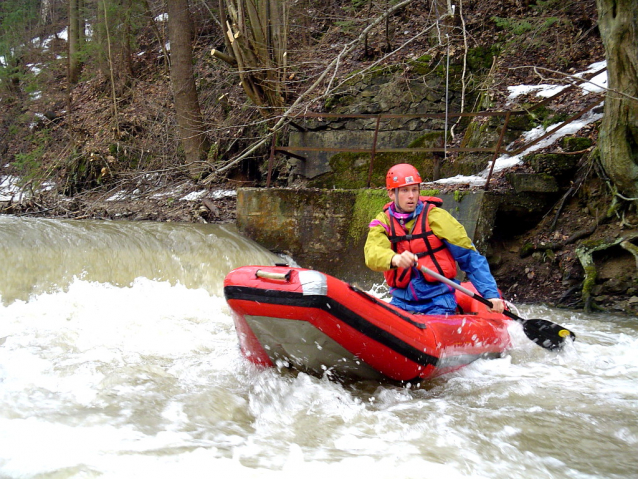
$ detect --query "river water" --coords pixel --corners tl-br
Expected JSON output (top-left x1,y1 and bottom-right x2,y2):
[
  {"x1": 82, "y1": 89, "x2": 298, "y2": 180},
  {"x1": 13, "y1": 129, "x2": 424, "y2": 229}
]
[{"x1": 1, "y1": 216, "x2": 636, "y2": 479}]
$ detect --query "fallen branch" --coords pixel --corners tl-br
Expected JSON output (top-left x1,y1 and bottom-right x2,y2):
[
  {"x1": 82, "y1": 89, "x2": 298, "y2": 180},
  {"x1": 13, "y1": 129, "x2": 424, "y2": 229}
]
[
  {"x1": 550, "y1": 186, "x2": 575, "y2": 232},
  {"x1": 211, "y1": 48, "x2": 237, "y2": 66}
]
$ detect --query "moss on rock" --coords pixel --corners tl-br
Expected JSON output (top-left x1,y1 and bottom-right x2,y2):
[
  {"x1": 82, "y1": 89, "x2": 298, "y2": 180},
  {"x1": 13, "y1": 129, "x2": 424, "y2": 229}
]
[
  {"x1": 467, "y1": 45, "x2": 499, "y2": 72},
  {"x1": 407, "y1": 54, "x2": 434, "y2": 75},
  {"x1": 348, "y1": 187, "x2": 443, "y2": 244},
  {"x1": 408, "y1": 131, "x2": 445, "y2": 148},
  {"x1": 525, "y1": 153, "x2": 580, "y2": 178},
  {"x1": 308, "y1": 152, "x2": 436, "y2": 189},
  {"x1": 560, "y1": 136, "x2": 593, "y2": 152},
  {"x1": 349, "y1": 189, "x2": 389, "y2": 244}
]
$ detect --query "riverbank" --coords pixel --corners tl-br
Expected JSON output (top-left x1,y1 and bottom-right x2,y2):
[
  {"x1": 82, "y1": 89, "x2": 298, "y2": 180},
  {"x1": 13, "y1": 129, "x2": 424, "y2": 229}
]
[{"x1": 0, "y1": 174, "x2": 237, "y2": 223}]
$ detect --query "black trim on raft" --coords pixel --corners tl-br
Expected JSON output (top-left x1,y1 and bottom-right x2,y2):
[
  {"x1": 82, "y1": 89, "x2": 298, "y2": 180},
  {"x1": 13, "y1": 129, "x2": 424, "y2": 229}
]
[
  {"x1": 349, "y1": 285, "x2": 426, "y2": 329},
  {"x1": 224, "y1": 285, "x2": 439, "y2": 368}
]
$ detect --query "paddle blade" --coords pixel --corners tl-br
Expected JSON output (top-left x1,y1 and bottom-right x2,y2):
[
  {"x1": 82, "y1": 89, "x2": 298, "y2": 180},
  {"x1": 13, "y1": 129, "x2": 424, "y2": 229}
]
[{"x1": 523, "y1": 319, "x2": 576, "y2": 351}]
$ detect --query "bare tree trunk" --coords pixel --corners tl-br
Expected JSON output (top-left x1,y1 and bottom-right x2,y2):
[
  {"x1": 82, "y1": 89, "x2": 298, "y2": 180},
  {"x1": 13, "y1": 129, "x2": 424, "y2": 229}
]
[
  {"x1": 142, "y1": 0, "x2": 170, "y2": 73},
  {"x1": 79, "y1": 0, "x2": 86, "y2": 44},
  {"x1": 102, "y1": 0, "x2": 120, "y2": 138},
  {"x1": 40, "y1": 0, "x2": 54, "y2": 25},
  {"x1": 167, "y1": 0, "x2": 211, "y2": 179},
  {"x1": 68, "y1": 0, "x2": 81, "y2": 84},
  {"x1": 214, "y1": 0, "x2": 289, "y2": 111},
  {"x1": 218, "y1": 0, "x2": 234, "y2": 56},
  {"x1": 95, "y1": 0, "x2": 110, "y2": 79},
  {"x1": 123, "y1": 0, "x2": 134, "y2": 79},
  {"x1": 596, "y1": 0, "x2": 638, "y2": 198}
]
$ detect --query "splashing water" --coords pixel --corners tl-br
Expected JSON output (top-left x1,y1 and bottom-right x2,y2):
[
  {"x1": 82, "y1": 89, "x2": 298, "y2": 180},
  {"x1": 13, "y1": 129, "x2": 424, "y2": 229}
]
[{"x1": 1, "y1": 217, "x2": 637, "y2": 479}]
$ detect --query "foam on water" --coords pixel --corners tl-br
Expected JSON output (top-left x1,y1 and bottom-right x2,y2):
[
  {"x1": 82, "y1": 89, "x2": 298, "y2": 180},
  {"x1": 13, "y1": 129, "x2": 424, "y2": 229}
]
[
  {"x1": 1, "y1": 218, "x2": 637, "y2": 478},
  {"x1": 0, "y1": 278, "x2": 510, "y2": 479},
  {"x1": 1, "y1": 278, "x2": 637, "y2": 478}
]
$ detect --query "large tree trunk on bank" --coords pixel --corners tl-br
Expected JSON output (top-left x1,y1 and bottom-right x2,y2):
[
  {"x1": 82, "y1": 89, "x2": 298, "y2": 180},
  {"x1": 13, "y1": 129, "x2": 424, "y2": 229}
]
[
  {"x1": 596, "y1": 0, "x2": 638, "y2": 198},
  {"x1": 167, "y1": 0, "x2": 211, "y2": 180}
]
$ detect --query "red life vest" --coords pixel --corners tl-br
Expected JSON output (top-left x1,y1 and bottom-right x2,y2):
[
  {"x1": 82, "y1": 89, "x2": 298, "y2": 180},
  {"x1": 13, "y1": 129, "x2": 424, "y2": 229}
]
[{"x1": 383, "y1": 196, "x2": 457, "y2": 288}]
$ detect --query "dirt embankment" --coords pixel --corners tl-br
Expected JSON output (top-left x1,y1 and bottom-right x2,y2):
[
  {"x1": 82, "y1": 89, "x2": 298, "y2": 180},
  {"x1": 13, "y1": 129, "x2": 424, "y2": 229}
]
[{"x1": 490, "y1": 184, "x2": 638, "y2": 316}]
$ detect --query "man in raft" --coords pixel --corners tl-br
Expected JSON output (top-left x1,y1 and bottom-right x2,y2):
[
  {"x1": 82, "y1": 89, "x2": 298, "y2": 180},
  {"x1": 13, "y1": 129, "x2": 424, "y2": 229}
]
[{"x1": 365, "y1": 163, "x2": 505, "y2": 315}]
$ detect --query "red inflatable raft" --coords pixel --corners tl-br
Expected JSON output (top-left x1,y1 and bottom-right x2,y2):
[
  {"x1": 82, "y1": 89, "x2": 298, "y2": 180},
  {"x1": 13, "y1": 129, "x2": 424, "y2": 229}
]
[{"x1": 224, "y1": 265, "x2": 512, "y2": 382}]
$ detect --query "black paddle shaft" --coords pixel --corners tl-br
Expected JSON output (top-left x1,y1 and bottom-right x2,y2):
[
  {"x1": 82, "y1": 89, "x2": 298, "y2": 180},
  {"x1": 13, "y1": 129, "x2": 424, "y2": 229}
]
[{"x1": 417, "y1": 265, "x2": 576, "y2": 351}]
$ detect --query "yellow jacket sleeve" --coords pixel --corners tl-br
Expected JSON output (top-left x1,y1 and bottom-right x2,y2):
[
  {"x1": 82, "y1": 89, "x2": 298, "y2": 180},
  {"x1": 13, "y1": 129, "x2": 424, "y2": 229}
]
[{"x1": 364, "y1": 212, "x2": 395, "y2": 272}]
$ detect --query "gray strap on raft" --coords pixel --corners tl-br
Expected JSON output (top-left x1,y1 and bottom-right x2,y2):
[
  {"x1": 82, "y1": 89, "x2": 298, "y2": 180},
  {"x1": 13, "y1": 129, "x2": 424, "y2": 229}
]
[{"x1": 256, "y1": 269, "x2": 292, "y2": 281}]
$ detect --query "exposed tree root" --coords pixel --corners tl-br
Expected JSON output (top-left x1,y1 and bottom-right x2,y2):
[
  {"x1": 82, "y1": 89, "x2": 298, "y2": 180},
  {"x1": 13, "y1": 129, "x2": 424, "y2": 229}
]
[
  {"x1": 565, "y1": 223, "x2": 599, "y2": 245},
  {"x1": 576, "y1": 233, "x2": 638, "y2": 313},
  {"x1": 550, "y1": 186, "x2": 575, "y2": 232},
  {"x1": 620, "y1": 240, "x2": 638, "y2": 269},
  {"x1": 555, "y1": 282, "x2": 583, "y2": 306}
]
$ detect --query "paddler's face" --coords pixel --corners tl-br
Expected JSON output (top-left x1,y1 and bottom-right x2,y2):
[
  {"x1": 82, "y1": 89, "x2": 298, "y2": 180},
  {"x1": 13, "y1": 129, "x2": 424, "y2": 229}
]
[{"x1": 389, "y1": 185, "x2": 420, "y2": 213}]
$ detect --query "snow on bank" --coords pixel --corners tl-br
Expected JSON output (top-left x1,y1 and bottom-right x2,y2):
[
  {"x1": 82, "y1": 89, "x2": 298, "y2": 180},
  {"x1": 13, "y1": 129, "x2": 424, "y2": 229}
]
[
  {"x1": 506, "y1": 60, "x2": 607, "y2": 100},
  {"x1": 435, "y1": 108, "x2": 603, "y2": 187},
  {"x1": 433, "y1": 60, "x2": 607, "y2": 187},
  {"x1": 104, "y1": 188, "x2": 236, "y2": 203},
  {"x1": 0, "y1": 176, "x2": 54, "y2": 202},
  {"x1": 0, "y1": 173, "x2": 234, "y2": 205},
  {"x1": 0, "y1": 176, "x2": 25, "y2": 202}
]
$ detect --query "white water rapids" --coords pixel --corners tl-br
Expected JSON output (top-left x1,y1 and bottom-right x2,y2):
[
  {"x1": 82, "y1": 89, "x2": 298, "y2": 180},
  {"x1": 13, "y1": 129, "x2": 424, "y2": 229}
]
[{"x1": 1, "y1": 216, "x2": 637, "y2": 479}]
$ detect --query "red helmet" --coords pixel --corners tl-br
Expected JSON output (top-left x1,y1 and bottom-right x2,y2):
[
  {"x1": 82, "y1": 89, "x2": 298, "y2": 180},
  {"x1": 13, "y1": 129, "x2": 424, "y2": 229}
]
[{"x1": 386, "y1": 164, "x2": 422, "y2": 190}]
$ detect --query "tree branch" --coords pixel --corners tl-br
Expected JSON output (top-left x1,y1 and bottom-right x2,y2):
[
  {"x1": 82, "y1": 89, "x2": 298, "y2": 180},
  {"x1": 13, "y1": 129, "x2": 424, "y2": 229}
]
[
  {"x1": 211, "y1": 48, "x2": 237, "y2": 66},
  {"x1": 450, "y1": 0, "x2": 468, "y2": 139},
  {"x1": 206, "y1": 0, "x2": 417, "y2": 181}
]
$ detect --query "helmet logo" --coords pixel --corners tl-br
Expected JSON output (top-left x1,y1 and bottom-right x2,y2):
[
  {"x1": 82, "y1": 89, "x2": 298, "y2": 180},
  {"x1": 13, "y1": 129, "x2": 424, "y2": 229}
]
[
  {"x1": 393, "y1": 176, "x2": 398, "y2": 182},
  {"x1": 405, "y1": 175, "x2": 414, "y2": 183}
]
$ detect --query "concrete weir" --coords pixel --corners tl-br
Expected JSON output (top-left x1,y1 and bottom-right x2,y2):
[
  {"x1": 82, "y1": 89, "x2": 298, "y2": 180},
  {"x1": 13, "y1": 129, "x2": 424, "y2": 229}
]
[{"x1": 234, "y1": 187, "x2": 536, "y2": 287}]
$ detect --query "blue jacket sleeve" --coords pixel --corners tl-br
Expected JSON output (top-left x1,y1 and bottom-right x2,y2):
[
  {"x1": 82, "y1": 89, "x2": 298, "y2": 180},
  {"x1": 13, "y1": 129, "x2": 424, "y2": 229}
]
[
  {"x1": 427, "y1": 207, "x2": 500, "y2": 299},
  {"x1": 445, "y1": 241, "x2": 500, "y2": 299}
]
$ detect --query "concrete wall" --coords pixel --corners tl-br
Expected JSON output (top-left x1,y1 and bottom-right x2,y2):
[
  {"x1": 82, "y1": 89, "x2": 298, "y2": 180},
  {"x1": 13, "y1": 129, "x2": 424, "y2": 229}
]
[
  {"x1": 289, "y1": 129, "x2": 439, "y2": 179},
  {"x1": 236, "y1": 187, "x2": 501, "y2": 287}
]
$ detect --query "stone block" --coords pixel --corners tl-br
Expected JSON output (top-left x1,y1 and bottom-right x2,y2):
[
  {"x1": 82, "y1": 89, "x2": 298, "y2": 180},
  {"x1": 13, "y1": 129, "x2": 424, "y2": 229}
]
[
  {"x1": 525, "y1": 153, "x2": 580, "y2": 178},
  {"x1": 506, "y1": 172, "x2": 559, "y2": 194}
]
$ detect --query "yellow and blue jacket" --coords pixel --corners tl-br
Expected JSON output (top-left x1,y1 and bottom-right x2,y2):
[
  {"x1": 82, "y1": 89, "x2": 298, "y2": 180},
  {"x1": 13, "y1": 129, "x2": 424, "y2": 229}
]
[{"x1": 364, "y1": 199, "x2": 499, "y2": 311}]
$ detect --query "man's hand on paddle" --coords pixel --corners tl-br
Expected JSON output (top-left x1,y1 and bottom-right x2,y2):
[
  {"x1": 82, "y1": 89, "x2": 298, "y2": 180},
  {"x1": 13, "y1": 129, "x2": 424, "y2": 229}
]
[
  {"x1": 391, "y1": 251, "x2": 419, "y2": 269},
  {"x1": 486, "y1": 298, "x2": 505, "y2": 313},
  {"x1": 393, "y1": 251, "x2": 507, "y2": 314}
]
